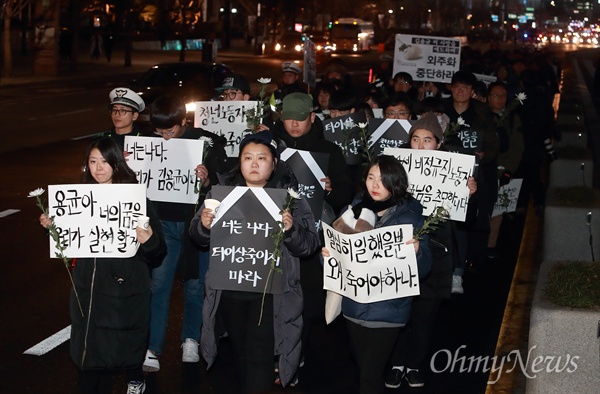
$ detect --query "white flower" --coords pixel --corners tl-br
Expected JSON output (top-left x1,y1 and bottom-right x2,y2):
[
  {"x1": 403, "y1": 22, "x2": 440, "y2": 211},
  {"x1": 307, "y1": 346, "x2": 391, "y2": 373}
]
[
  {"x1": 516, "y1": 92, "x2": 527, "y2": 104},
  {"x1": 441, "y1": 201, "x2": 452, "y2": 217},
  {"x1": 358, "y1": 122, "x2": 368, "y2": 129},
  {"x1": 257, "y1": 77, "x2": 272, "y2": 84},
  {"x1": 457, "y1": 117, "x2": 465, "y2": 126},
  {"x1": 28, "y1": 188, "x2": 45, "y2": 198},
  {"x1": 344, "y1": 119, "x2": 355, "y2": 130},
  {"x1": 287, "y1": 188, "x2": 301, "y2": 200},
  {"x1": 199, "y1": 136, "x2": 214, "y2": 147}
]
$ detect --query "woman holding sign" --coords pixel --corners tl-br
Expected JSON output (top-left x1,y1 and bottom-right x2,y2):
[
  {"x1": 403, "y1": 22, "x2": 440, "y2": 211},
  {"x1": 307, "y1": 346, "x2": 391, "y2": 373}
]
[
  {"x1": 190, "y1": 132, "x2": 319, "y2": 393},
  {"x1": 39, "y1": 137, "x2": 166, "y2": 394},
  {"x1": 385, "y1": 112, "x2": 477, "y2": 389},
  {"x1": 322, "y1": 155, "x2": 431, "y2": 394}
]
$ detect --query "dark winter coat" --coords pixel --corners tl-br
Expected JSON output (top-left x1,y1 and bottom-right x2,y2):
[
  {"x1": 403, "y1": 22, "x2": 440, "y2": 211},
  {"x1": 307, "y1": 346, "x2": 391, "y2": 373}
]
[
  {"x1": 189, "y1": 163, "x2": 320, "y2": 387},
  {"x1": 70, "y1": 199, "x2": 166, "y2": 370},
  {"x1": 341, "y1": 196, "x2": 432, "y2": 328}
]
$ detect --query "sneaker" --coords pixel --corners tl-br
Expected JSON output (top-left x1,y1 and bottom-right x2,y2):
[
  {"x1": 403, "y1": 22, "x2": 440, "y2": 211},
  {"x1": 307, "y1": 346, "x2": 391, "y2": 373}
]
[
  {"x1": 451, "y1": 275, "x2": 464, "y2": 294},
  {"x1": 181, "y1": 338, "x2": 199, "y2": 363},
  {"x1": 404, "y1": 369, "x2": 425, "y2": 388},
  {"x1": 126, "y1": 380, "x2": 146, "y2": 394},
  {"x1": 384, "y1": 367, "x2": 404, "y2": 389},
  {"x1": 142, "y1": 350, "x2": 159, "y2": 372}
]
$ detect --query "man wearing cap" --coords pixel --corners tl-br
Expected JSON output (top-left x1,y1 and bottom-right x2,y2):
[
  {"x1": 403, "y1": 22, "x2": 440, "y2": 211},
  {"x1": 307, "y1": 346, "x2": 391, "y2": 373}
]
[
  {"x1": 269, "y1": 61, "x2": 308, "y2": 114},
  {"x1": 215, "y1": 73, "x2": 251, "y2": 101},
  {"x1": 273, "y1": 92, "x2": 354, "y2": 372},
  {"x1": 103, "y1": 87, "x2": 146, "y2": 149}
]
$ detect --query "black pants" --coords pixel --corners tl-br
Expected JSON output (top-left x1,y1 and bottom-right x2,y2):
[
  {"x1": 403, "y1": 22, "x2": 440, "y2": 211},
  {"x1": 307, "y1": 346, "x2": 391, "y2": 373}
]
[
  {"x1": 389, "y1": 297, "x2": 442, "y2": 369},
  {"x1": 346, "y1": 320, "x2": 400, "y2": 394},
  {"x1": 219, "y1": 292, "x2": 274, "y2": 394}
]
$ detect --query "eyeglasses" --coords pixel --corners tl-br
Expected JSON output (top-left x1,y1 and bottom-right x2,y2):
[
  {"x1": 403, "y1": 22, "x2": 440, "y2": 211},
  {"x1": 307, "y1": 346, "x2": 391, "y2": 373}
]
[
  {"x1": 153, "y1": 129, "x2": 177, "y2": 137},
  {"x1": 386, "y1": 111, "x2": 410, "y2": 117},
  {"x1": 221, "y1": 90, "x2": 241, "y2": 100},
  {"x1": 110, "y1": 108, "x2": 134, "y2": 116}
]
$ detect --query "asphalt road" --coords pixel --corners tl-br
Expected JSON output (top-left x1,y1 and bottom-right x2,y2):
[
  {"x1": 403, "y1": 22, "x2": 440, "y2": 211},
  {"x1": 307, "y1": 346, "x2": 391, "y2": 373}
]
[{"x1": 0, "y1": 43, "x2": 594, "y2": 394}]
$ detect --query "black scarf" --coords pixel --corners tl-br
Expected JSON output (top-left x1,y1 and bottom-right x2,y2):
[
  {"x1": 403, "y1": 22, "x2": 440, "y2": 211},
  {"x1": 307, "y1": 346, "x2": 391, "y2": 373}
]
[{"x1": 351, "y1": 193, "x2": 398, "y2": 219}]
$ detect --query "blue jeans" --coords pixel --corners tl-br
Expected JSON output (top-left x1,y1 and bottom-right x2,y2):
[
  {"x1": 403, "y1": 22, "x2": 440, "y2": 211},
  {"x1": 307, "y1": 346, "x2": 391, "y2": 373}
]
[{"x1": 148, "y1": 221, "x2": 209, "y2": 354}]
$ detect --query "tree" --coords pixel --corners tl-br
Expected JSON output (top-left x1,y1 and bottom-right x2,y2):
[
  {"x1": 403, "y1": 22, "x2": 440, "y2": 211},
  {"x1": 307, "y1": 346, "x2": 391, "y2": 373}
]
[{"x1": 2, "y1": 0, "x2": 34, "y2": 77}]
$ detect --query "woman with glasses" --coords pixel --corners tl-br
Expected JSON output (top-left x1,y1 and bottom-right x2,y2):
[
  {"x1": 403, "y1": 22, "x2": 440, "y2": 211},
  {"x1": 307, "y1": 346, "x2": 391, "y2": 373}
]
[{"x1": 103, "y1": 87, "x2": 147, "y2": 150}]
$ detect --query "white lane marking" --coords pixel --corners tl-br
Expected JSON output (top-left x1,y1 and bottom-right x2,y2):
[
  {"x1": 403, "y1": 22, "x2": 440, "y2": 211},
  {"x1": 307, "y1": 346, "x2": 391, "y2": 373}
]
[
  {"x1": 23, "y1": 325, "x2": 71, "y2": 356},
  {"x1": 0, "y1": 209, "x2": 20, "y2": 218},
  {"x1": 27, "y1": 108, "x2": 94, "y2": 121}
]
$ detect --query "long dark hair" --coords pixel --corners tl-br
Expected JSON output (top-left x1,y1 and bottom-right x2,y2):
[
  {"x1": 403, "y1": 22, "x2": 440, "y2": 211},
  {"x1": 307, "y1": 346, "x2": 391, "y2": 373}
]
[
  {"x1": 363, "y1": 155, "x2": 409, "y2": 203},
  {"x1": 81, "y1": 137, "x2": 138, "y2": 184}
]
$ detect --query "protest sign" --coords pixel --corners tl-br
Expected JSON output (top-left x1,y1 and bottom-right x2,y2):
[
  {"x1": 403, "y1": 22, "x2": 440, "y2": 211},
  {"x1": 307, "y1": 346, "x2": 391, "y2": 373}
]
[
  {"x1": 322, "y1": 223, "x2": 420, "y2": 303},
  {"x1": 280, "y1": 148, "x2": 329, "y2": 228},
  {"x1": 322, "y1": 111, "x2": 367, "y2": 165},
  {"x1": 125, "y1": 136, "x2": 203, "y2": 204},
  {"x1": 303, "y1": 38, "x2": 317, "y2": 88},
  {"x1": 492, "y1": 179, "x2": 523, "y2": 217},
  {"x1": 368, "y1": 118, "x2": 412, "y2": 156},
  {"x1": 48, "y1": 184, "x2": 146, "y2": 258},
  {"x1": 193, "y1": 101, "x2": 258, "y2": 157},
  {"x1": 384, "y1": 148, "x2": 475, "y2": 221},
  {"x1": 208, "y1": 186, "x2": 288, "y2": 294},
  {"x1": 393, "y1": 34, "x2": 461, "y2": 83}
]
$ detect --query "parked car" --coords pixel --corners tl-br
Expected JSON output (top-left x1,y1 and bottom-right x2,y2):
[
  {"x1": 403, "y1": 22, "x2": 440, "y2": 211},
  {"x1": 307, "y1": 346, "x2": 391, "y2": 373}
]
[
  {"x1": 129, "y1": 62, "x2": 232, "y2": 125},
  {"x1": 274, "y1": 32, "x2": 306, "y2": 57}
]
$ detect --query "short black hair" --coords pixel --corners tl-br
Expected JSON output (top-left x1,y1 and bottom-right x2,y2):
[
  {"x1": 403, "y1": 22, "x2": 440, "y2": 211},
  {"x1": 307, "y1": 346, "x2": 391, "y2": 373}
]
[
  {"x1": 329, "y1": 89, "x2": 356, "y2": 111},
  {"x1": 451, "y1": 70, "x2": 476, "y2": 87},
  {"x1": 393, "y1": 72, "x2": 413, "y2": 83},
  {"x1": 363, "y1": 155, "x2": 409, "y2": 203},
  {"x1": 150, "y1": 95, "x2": 186, "y2": 129},
  {"x1": 383, "y1": 92, "x2": 413, "y2": 112}
]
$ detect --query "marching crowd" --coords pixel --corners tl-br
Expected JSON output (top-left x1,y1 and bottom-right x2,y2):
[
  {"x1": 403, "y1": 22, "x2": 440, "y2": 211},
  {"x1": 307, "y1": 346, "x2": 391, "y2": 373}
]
[{"x1": 38, "y1": 44, "x2": 559, "y2": 394}]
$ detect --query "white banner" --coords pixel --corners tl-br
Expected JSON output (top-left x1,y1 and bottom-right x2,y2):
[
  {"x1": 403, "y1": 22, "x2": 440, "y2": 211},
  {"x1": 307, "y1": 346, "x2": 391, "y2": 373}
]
[
  {"x1": 125, "y1": 136, "x2": 203, "y2": 204},
  {"x1": 323, "y1": 223, "x2": 419, "y2": 303},
  {"x1": 48, "y1": 184, "x2": 146, "y2": 258},
  {"x1": 193, "y1": 100, "x2": 258, "y2": 157},
  {"x1": 384, "y1": 148, "x2": 475, "y2": 221},
  {"x1": 393, "y1": 34, "x2": 461, "y2": 83}
]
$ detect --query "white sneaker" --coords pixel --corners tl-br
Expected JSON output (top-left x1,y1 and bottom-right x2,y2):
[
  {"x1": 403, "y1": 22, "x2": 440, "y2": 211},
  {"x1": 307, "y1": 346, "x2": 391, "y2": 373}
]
[
  {"x1": 451, "y1": 275, "x2": 464, "y2": 294},
  {"x1": 126, "y1": 380, "x2": 146, "y2": 394},
  {"x1": 181, "y1": 338, "x2": 199, "y2": 363},
  {"x1": 142, "y1": 349, "x2": 159, "y2": 372}
]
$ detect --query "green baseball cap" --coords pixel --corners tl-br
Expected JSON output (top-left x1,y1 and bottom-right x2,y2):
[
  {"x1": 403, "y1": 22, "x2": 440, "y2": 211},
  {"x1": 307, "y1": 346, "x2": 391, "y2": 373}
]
[{"x1": 281, "y1": 92, "x2": 313, "y2": 121}]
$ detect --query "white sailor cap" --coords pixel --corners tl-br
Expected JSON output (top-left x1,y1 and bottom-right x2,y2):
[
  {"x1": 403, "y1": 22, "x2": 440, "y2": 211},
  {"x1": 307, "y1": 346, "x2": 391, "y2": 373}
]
[
  {"x1": 108, "y1": 87, "x2": 145, "y2": 112},
  {"x1": 281, "y1": 61, "x2": 302, "y2": 75}
]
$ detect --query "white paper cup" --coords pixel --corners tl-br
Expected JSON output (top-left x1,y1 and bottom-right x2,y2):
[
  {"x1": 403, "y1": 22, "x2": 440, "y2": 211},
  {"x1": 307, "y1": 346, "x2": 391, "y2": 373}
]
[
  {"x1": 137, "y1": 215, "x2": 150, "y2": 230},
  {"x1": 204, "y1": 199, "x2": 221, "y2": 213}
]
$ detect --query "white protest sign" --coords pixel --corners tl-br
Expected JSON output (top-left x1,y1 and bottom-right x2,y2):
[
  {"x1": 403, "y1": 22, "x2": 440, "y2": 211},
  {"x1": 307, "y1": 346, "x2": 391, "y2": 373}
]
[
  {"x1": 492, "y1": 178, "x2": 523, "y2": 217},
  {"x1": 384, "y1": 148, "x2": 475, "y2": 221},
  {"x1": 393, "y1": 34, "x2": 461, "y2": 83},
  {"x1": 48, "y1": 184, "x2": 146, "y2": 258},
  {"x1": 125, "y1": 136, "x2": 203, "y2": 204},
  {"x1": 193, "y1": 100, "x2": 258, "y2": 157},
  {"x1": 323, "y1": 223, "x2": 420, "y2": 303}
]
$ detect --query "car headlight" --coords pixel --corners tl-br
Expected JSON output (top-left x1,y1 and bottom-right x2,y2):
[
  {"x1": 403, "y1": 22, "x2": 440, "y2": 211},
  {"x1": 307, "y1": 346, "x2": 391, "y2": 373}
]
[
  {"x1": 275, "y1": 43, "x2": 281, "y2": 51},
  {"x1": 295, "y1": 44, "x2": 302, "y2": 52},
  {"x1": 185, "y1": 102, "x2": 196, "y2": 113}
]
